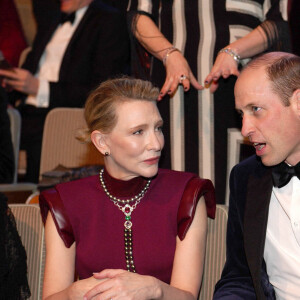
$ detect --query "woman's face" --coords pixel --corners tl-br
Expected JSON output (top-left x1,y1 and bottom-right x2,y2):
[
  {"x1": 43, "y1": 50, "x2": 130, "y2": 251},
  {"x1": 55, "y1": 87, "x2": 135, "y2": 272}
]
[{"x1": 102, "y1": 100, "x2": 164, "y2": 180}]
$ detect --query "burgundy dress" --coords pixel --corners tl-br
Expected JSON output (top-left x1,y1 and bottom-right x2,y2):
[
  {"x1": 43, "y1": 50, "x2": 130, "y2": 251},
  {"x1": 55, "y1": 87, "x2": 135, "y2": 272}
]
[{"x1": 39, "y1": 168, "x2": 215, "y2": 283}]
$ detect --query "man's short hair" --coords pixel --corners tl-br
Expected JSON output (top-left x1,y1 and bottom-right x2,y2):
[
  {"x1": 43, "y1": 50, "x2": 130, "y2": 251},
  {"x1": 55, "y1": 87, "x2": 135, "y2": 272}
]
[{"x1": 243, "y1": 52, "x2": 300, "y2": 106}]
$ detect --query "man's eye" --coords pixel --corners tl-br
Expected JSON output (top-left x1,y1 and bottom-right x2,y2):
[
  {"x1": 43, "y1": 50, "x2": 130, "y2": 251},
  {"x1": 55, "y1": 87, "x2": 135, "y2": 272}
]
[
  {"x1": 252, "y1": 106, "x2": 261, "y2": 112},
  {"x1": 133, "y1": 130, "x2": 143, "y2": 135},
  {"x1": 156, "y1": 126, "x2": 163, "y2": 132}
]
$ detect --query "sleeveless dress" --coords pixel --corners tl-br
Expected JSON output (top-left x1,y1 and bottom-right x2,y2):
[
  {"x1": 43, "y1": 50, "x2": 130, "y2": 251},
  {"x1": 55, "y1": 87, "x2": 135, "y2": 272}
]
[{"x1": 39, "y1": 168, "x2": 215, "y2": 283}]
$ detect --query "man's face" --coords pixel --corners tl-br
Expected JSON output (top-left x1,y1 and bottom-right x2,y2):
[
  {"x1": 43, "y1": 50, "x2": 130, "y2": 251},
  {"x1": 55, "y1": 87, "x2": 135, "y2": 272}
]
[
  {"x1": 235, "y1": 66, "x2": 300, "y2": 166},
  {"x1": 60, "y1": 0, "x2": 91, "y2": 13}
]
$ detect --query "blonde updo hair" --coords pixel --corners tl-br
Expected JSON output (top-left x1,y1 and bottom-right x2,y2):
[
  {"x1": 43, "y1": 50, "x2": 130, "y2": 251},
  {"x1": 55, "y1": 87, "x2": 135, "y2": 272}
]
[{"x1": 77, "y1": 77, "x2": 160, "y2": 143}]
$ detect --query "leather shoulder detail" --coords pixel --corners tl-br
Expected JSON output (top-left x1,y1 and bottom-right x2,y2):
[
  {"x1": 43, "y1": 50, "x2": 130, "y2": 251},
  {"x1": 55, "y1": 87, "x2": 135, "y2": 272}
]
[
  {"x1": 177, "y1": 177, "x2": 216, "y2": 240},
  {"x1": 39, "y1": 189, "x2": 74, "y2": 248}
]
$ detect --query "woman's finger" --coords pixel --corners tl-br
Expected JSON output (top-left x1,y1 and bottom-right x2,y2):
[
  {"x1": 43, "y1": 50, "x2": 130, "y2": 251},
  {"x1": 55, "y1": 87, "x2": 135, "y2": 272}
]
[
  {"x1": 93, "y1": 269, "x2": 125, "y2": 279},
  {"x1": 212, "y1": 71, "x2": 221, "y2": 81},
  {"x1": 168, "y1": 83, "x2": 178, "y2": 96},
  {"x1": 209, "y1": 81, "x2": 219, "y2": 93},
  {"x1": 222, "y1": 71, "x2": 230, "y2": 79},
  {"x1": 182, "y1": 78, "x2": 190, "y2": 92},
  {"x1": 231, "y1": 68, "x2": 240, "y2": 77},
  {"x1": 204, "y1": 74, "x2": 213, "y2": 86},
  {"x1": 159, "y1": 77, "x2": 175, "y2": 100},
  {"x1": 84, "y1": 278, "x2": 113, "y2": 300},
  {"x1": 189, "y1": 73, "x2": 203, "y2": 90}
]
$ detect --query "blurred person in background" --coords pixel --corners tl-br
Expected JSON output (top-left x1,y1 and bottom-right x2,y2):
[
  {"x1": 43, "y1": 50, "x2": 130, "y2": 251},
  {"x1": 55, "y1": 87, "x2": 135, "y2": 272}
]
[{"x1": 0, "y1": 0, "x2": 129, "y2": 183}]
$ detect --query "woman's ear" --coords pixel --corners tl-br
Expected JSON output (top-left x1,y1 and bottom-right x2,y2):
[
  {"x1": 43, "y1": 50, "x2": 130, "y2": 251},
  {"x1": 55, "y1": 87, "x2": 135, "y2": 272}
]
[{"x1": 91, "y1": 130, "x2": 109, "y2": 156}]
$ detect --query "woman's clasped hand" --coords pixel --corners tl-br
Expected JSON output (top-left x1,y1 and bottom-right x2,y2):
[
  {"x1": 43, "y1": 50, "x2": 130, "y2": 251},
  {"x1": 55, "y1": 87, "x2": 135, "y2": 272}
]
[{"x1": 83, "y1": 269, "x2": 161, "y2": 300}]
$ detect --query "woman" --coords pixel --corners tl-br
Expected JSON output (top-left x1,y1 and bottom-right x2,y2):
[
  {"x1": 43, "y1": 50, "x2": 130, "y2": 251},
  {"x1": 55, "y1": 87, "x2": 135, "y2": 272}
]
[
  {"x1": 39, "y1": 77, "x2": 215, "y2": 299},
  {"x1": 127, "y1": 0, "x2": 290, "y2": 203}
]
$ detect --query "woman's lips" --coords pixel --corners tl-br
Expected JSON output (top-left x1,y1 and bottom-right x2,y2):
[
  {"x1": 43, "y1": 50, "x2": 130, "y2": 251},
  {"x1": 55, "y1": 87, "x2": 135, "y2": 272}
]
[{"x1": 144, "y1": 157, "x2": 160, "y2": 165}]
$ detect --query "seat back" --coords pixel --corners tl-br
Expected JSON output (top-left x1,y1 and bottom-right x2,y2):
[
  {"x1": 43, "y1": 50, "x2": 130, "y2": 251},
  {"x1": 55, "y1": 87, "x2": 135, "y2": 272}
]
[
  {"x1": 0, "y1": 108, "x2": 37, "y2": 198},
  {"x1": 9, "y1": 204, "x2": 45, "y2": 300},
  {"x1": 198, "y1": 204, "x2": 228, "y2": 300},
  {"x1": 7, "y1": 107, "x2": 21, "y2": 183},
  {"x1": 39, "y1": 108, "x2": 104, "y2": 180}
]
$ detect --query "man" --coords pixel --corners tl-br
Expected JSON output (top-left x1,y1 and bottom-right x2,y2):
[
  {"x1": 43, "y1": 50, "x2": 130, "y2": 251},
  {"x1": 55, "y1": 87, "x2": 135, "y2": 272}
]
[
  {"x1": 0, "y1": 0, "x2": 129, "y2": 182},
  {"x1": 213, "y1": 52, "x2": 300, "y2": 299}
]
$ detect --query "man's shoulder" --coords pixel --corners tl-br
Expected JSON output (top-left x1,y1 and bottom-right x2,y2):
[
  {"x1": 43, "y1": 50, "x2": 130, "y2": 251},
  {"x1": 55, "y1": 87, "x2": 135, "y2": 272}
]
[
  {"x1": 89, "y1": 0, "x2": 123, "y2": 15},
  {"x1": 229, "y1": 155, "x2": 262, "y2": 185},
  {"x1": 85, "y1": 0, "x2": 126, "y2": 28},
  {"x1": 232, "y1": 155, "x2": 271, "y2": 183},
  {"x1": 237, "y1": 154, "x2": 258, "y2": 167},
  {"x1": 234, "y1": 155, "x2": 261, "y2": 173}
]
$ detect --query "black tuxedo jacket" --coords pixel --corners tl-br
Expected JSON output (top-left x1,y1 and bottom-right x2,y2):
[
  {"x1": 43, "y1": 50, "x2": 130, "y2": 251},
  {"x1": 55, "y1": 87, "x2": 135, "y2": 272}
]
[
  {"x1": 214, "y1": 155, "x2": 276, "y2": 300},
  {"x1": 20, "y1": 0, "x2": 129, "y2": 109}
]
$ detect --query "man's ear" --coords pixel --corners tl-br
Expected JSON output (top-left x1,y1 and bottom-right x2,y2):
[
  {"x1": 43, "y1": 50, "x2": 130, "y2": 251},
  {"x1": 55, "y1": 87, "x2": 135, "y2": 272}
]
[
  {"x1": 293, "y1": 89, "x2": 300, "y2": 114},
  {"x1": 296, "y1": 89, "x2": 300, "y2": 110},
  {"x1": 91, "y1": 130, "x2": 109, "y2": 156}
]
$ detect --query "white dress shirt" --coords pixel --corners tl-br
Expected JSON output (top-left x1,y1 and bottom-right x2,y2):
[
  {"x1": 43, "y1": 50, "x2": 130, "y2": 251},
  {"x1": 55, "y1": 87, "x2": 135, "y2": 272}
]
[
  {"x1": 264, "y1": 176, "x2": 300, "y2": 299},
  {"x1": 26, "y1": 6, "x2": 87, "y2": 108}
]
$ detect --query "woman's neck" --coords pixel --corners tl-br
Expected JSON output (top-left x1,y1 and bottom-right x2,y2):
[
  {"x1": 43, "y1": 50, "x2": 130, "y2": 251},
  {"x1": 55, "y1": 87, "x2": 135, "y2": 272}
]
[{"x1": 102, "y1": 167, "x2": 147, "y2": 198}]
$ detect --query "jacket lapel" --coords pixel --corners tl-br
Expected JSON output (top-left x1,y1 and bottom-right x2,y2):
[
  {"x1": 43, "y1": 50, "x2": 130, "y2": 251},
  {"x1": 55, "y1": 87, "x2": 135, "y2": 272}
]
[
  {"x1": 23, "y1": 19, "x2": 59, "y2": 74},
  {"x1": 60, "y1": 4, "x2": 94, "y2": 76},
  {"x1": 244, "y1": 162, "x2": 273, "y2": 299}
]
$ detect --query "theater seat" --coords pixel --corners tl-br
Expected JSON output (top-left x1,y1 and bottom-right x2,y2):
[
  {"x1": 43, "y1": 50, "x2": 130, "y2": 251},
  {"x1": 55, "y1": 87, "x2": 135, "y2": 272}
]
[
  {"x1": 198, "y1": 204, "x2": 228, "y2": 300},
  {"x1": 9, "y1": 204, "x2": 45, "y2": 300}
]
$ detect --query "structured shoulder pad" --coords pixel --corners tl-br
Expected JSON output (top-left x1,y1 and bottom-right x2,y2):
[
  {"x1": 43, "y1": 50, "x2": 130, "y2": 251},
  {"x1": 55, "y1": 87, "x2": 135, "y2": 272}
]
[
  {"x1": 177, "y1": 177, "x2": 215, "y2": 240},
  {"x1": 39, "y1": 189, "x2": 74, "y2": 248}
]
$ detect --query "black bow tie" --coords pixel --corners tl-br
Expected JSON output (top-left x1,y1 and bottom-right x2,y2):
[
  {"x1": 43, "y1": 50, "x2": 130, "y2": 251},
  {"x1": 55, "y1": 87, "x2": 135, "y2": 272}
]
[
  {"x1": 272, "y1": 161, "x2": 300, "y2": 188},
  {"x1": 60, "y1": 12, "x2": 75, "y2": 25}
]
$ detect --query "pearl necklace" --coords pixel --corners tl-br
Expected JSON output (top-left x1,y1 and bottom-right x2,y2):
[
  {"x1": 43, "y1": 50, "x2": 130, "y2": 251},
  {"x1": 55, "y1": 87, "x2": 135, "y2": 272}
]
[
  {"x1": 99, "y1": 169, "x2": 151, "y2": 204},
  {"x1": 99, "y1": 169, "x2": 151, "y2": 272}
]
